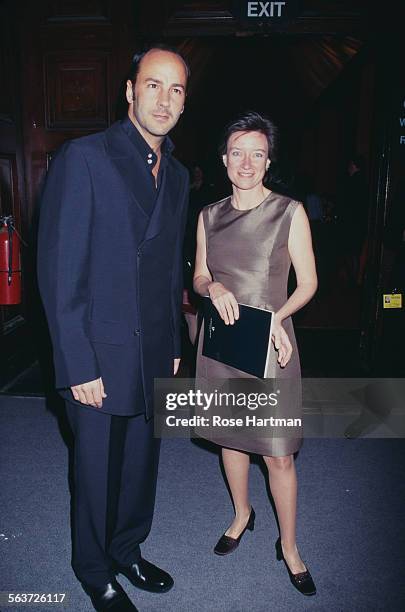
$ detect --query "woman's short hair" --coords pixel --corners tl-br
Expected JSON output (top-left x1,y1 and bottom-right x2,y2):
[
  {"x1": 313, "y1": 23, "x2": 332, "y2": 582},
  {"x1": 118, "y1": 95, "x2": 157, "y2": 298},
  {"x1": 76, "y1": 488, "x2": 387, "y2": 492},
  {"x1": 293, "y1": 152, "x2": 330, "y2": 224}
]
[{"x1": 219, "y1": 111, "x2": 279, "y2": 161}]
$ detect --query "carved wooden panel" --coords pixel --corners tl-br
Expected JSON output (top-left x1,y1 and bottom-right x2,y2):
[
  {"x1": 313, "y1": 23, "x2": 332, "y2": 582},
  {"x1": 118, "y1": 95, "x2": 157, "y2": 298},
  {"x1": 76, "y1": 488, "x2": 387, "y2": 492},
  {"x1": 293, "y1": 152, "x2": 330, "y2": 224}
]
[
  {"x1": 0, "y1": 2, "x2": 14, "y2": 119},
  {"x1": 46, "y1": 0, "x2": 110, "y2": 22},
  {"x1": 44, "y1": 52, "x2": 111, "y2": 129},
  {"x1": 0, "y1": 41, "x2": 11, "y2": 118}
]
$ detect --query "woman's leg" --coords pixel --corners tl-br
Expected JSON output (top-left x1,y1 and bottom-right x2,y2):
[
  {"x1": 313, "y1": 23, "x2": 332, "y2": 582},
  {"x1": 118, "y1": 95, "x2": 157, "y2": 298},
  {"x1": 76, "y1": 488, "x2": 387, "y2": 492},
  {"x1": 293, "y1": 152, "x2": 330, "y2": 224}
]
[
  {"x1": 263, "y1": 454, "x2": 307, "y2": 573},
  {"x1": 221, "y1": 447, "x2": 252, "y2": 537}
]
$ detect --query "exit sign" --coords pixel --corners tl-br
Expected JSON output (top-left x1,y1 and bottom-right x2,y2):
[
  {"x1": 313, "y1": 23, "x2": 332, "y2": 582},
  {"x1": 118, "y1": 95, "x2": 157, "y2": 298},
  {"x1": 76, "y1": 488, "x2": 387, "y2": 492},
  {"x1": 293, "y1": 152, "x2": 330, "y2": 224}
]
[{"x1": 232, "y1": 0, "x2": 300, "y2": 24}]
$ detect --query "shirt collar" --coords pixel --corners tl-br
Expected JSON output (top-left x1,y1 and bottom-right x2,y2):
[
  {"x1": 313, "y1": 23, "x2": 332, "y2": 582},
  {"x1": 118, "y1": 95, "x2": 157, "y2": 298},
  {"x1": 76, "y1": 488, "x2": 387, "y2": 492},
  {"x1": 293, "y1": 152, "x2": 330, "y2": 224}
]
[{"x1": 120, "y1": 115, "x2": 174, "y2": 169}]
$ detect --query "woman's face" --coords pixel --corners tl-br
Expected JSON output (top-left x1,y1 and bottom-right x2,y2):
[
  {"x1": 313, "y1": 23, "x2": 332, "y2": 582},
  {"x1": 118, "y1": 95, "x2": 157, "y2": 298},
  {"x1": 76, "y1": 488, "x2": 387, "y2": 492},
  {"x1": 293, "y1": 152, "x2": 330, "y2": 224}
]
[{"x1": 223, "y1": 130, "x2": 270, "y2": 191}]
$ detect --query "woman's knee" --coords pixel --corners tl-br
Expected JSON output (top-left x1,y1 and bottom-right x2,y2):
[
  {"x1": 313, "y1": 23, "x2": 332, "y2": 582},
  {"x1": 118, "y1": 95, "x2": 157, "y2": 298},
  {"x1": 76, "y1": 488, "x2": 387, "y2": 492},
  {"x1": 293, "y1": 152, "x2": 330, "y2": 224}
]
[{"x1": 264, "y1": 454, "x2": 293, "y2": 472}]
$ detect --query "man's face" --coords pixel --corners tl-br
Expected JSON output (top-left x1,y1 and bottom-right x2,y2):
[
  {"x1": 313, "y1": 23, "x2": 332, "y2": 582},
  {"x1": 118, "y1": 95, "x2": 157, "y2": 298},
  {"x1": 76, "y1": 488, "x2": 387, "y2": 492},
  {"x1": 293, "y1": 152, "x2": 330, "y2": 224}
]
[
  {"x1": 193, "y1": 166, "x2": 203, "y2": 182},
  {"x1": 126, "y1": 49, "x2": 187, "y2": 139},
  {"x1": 348, "y1": 161, "x2": 358, "y2": 176},
  {"x1": 223, "y1": 131, "x2": 270, "y2": 190}
]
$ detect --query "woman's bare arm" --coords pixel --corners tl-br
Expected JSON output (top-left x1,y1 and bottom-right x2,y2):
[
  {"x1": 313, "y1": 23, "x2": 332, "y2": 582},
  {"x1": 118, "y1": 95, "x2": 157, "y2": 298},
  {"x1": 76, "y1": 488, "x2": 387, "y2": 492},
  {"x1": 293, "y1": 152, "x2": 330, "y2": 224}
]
[
  {"x1": 276, "y1": 203, "x2": 318, "y2": 324},
  {"x1": 270, "y1": 203, "x2": 317, "y2": 367},
  {"x1": 193, "y1": 211, "x2": 213, "y2": 296}
]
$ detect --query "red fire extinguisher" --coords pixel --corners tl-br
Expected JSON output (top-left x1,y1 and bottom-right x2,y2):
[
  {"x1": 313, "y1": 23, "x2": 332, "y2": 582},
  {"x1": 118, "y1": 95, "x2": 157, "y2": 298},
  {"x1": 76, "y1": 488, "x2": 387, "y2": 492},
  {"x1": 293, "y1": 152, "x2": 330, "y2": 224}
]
[{"x1": 0, "y1": 215, "x2": 22, "y2": 305}]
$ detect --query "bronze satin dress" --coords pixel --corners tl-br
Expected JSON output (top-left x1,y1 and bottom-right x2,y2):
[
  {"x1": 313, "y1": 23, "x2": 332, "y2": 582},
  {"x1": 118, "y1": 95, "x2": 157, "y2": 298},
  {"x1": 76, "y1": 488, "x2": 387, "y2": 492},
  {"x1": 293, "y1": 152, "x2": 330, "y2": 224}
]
[{"x1": 195, "y1": 192, "x2": 303, "y2": 457}]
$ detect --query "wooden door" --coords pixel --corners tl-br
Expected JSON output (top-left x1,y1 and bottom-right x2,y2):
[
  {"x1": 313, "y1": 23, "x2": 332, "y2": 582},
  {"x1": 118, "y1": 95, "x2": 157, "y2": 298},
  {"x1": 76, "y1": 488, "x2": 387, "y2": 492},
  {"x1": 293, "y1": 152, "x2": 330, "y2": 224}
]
[{"x1": 1, "y1": 0, "x2": 134, "y2": 388}]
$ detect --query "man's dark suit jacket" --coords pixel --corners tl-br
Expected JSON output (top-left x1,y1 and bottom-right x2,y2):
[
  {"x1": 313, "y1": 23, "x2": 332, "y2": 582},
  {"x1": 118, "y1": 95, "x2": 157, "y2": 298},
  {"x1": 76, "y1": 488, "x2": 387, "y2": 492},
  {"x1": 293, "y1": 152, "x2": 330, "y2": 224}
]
[{"x1": 37, "y1": 118, "x2": 189, "y2": 418}]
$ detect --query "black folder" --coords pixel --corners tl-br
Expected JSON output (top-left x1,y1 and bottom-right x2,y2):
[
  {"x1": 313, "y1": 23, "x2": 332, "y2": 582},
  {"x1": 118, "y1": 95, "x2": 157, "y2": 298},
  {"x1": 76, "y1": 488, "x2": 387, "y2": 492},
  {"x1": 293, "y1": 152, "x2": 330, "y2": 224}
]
[{"x1": 202, "y1": 297, "x2": 273, "y2": 377}]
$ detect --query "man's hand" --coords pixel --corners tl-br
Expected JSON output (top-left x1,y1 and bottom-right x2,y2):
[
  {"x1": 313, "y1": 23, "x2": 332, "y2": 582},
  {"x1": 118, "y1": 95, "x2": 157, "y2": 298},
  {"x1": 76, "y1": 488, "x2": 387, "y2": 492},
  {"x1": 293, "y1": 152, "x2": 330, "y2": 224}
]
[
  {"x1": 174, "y1": 358, "x2": 181, "y2": 375},
  {"x1": 71, "y1": 377, "x2": 107, "y2": 408}
]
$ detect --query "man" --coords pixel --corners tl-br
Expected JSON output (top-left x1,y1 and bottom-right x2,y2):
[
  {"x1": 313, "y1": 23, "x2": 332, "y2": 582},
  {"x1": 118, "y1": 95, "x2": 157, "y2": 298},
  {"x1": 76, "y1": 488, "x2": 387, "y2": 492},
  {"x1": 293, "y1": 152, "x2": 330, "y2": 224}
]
[
  {"x1": 337, "y1": 154, "x2": 369, "y2": 284},
  {"x1": 183, "y1": 163, "x2": 215, "y2": 347},
  {"x1": 37, "y1": 45, "x2": 190, "y2": 611}
]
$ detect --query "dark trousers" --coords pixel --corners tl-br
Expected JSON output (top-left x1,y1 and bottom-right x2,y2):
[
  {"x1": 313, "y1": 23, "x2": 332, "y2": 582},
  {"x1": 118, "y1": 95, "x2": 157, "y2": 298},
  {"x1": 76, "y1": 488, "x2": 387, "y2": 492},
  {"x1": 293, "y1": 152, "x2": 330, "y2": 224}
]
[{"x1": 65, "y1": 401, "x2": 161, "y2": 588}]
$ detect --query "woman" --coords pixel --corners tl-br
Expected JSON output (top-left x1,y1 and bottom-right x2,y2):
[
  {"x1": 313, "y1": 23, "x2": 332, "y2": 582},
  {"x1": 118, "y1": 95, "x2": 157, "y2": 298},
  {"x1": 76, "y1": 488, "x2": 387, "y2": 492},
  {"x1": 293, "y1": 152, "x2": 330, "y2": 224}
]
[{"x1": 193, "y1": 112, "x2": 318, "y2": 596}]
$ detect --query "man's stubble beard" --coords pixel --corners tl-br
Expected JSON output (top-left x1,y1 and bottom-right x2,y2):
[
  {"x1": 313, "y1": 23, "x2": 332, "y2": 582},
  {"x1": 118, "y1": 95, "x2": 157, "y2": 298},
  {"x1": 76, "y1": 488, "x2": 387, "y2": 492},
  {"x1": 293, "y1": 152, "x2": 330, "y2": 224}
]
[{"x1": 133, "y1": 106, "x2": 178, "y2": 138}]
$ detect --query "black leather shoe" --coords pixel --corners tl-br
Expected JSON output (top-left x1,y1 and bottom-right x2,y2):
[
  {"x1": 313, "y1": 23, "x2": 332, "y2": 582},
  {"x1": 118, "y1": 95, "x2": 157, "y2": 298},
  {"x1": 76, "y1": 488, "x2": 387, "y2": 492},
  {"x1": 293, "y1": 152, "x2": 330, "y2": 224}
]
[
  {"x1": 115, "y1": 557, "x2": 174, "y2": 593},
  {"x1": 82, "y1": 579, "x2": 138, "y2": 611},
  {"x1": 214, "y1": 507, "x2": 255, "y2": 555},
  {"x1": 275, "y1": 537, "x2": 316, "y2": 596}
]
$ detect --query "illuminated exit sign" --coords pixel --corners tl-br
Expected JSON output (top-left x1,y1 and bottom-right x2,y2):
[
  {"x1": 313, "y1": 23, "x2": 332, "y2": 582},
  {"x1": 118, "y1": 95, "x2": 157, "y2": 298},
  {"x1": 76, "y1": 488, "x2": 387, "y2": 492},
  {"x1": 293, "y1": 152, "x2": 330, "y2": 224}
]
[
  {"x1": 232, "y1": 0, "x2": 300, "y2": 23},
  {"x1": 248, "y1": 2, "x2": 286, "y2": 17}
]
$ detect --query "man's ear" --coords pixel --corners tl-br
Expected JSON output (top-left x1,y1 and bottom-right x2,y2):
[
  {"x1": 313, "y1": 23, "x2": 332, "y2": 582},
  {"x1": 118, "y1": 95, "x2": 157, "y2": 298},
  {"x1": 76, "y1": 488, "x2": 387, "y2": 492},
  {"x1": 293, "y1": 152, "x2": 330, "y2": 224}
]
[
  {"x1": 126, "y1": 80, "x2": 134, "y2": 104},
  {"x1": 222, "y1": 154, "x2": 227, "y2": 168}
]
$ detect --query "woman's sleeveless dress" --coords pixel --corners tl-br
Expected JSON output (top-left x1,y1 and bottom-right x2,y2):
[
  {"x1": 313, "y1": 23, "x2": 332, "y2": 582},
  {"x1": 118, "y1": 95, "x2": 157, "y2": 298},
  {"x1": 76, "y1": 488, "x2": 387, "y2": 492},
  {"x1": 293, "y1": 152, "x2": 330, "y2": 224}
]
[{"x1": 195, "y1": 192, "x2": 303, "y2": 457}]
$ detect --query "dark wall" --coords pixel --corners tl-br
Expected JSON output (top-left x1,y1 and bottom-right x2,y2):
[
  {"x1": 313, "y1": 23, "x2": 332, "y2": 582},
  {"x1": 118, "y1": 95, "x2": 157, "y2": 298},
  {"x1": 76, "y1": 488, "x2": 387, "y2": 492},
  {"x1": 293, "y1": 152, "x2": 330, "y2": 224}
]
[
  {"x1": 0, "y1": 1, "x2": 30, "y2": 387},
  {"x1": 0, "y1": 0, "x2": 136, "y2": 387},
  {"x1": 0, "y1": 1, "x2": 403, "y2": 383},
  {"x1": 296, "y1": 50, "x2": 376, "y2": 195}
]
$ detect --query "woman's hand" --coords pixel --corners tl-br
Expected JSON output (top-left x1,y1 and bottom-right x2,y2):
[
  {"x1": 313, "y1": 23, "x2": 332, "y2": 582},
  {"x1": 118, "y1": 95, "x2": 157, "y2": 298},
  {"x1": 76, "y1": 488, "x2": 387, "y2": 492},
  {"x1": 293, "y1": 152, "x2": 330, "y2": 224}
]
[
  {"x1": 271, "y1": 315, "x2": 293, "y2": 367},
  {"x1": 208, "y1": 282, "x2": 239, "y2": 325}
]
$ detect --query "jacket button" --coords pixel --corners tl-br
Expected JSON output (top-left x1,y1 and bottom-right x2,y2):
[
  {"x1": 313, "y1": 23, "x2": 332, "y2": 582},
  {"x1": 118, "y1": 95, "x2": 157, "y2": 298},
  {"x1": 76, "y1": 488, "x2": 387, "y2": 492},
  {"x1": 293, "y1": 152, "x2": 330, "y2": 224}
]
[
  {"x1": 134, "y1": 329, "x2": 140, "y2": 336},
  {"x1": 137, "y1": 249, "x2": 141, "y2": 257}
]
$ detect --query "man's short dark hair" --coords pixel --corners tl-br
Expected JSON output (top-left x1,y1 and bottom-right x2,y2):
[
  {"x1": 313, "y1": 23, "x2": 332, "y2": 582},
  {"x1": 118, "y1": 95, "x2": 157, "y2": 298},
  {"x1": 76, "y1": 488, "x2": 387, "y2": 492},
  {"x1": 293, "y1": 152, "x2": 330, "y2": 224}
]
[
  {"x1": 128, "y1": 43, "x2": 191, "y2": 87},
  {"x1": 219, "y1": 111, "x2": 279, "y2": 161}
]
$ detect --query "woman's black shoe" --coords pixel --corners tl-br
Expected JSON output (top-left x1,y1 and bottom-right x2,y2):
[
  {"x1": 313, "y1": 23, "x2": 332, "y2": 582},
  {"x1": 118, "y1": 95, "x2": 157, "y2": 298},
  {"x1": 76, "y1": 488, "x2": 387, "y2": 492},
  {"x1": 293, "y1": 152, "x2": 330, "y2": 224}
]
[
  {"x1": 275, "y1": 537, "x2": 316, "y2": 596},
  {"x1": 214, "y1": 507, "x2": 255, "y2": 555}
]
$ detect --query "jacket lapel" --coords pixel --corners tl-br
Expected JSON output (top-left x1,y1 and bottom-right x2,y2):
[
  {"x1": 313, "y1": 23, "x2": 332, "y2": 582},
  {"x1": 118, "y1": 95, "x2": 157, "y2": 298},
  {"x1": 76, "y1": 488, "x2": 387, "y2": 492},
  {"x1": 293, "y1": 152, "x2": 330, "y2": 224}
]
[
  {"x1": 105, "y1": 121, "x2": 184, "y2": 242},
  {"x1": 105, "y1": 121, "x2": 151, "y2": 219}
]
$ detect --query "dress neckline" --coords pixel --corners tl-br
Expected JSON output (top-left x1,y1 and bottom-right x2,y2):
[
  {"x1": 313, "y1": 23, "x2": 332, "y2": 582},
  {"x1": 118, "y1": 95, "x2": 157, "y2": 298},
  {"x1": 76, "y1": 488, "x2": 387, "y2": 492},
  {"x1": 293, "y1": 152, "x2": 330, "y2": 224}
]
[{"x1": 228, "y1": 190, "x2": 275, "y2": 213}]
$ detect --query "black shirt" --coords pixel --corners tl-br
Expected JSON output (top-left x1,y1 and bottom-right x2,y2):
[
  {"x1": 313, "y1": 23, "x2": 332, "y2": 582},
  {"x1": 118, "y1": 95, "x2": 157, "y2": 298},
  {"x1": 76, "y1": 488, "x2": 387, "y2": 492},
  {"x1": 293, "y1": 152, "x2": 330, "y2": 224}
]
[
  {"x1": 118, "y1": 116, "x2": 176, "y2": 410},
  {"x1": 120, "y1": 115, "x2": 174, "y2": 216}
]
